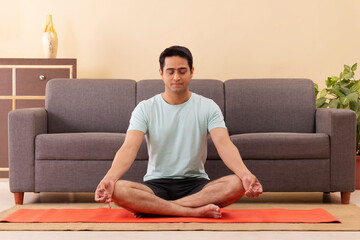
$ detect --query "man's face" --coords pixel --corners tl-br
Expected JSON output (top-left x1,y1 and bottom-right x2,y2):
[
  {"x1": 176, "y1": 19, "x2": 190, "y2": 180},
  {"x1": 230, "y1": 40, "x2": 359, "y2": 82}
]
[{"x1": 160, "y1": 56, "x2": 194, "y2": 94}]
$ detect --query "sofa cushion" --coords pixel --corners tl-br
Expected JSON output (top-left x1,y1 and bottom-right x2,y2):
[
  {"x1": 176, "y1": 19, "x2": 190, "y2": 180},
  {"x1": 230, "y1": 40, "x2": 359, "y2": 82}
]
[
  {"x1": 137, "y1": 79, "x2": 225, "y2": 115},
  {"x1": 35, "y1": 160, "x2": 148, "y2": 192},
  {"x1": 46, "y1": 79, "x2": 136, "y2": 133},
  {"x1": 242, "y1": 159, "x2": 330, "y2": 191},
  {"x1": 225, "y1": 79, "x2": 316, "y2": 134},
  {"x1": 229, "y1": 132, "x2": 329, "y2": 160},
  {"x1": 35, "y1": 133, "x2": 148, "y2": 160}
]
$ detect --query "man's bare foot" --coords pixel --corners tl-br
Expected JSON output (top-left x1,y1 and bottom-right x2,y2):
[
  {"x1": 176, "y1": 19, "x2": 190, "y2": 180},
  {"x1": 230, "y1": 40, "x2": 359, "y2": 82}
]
[
  {"x1": 132, "y1": 204, "x2": 221, "y2": 219},
  {"x1": 192, "y1": 204, "x2": 221, "y2": 219}
]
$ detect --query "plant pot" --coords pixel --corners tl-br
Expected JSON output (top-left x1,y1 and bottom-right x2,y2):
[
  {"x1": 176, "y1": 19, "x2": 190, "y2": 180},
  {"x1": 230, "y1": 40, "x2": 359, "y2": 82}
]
[{"x1": 357, "y1": 155, "x2": 360, "y2": 189}]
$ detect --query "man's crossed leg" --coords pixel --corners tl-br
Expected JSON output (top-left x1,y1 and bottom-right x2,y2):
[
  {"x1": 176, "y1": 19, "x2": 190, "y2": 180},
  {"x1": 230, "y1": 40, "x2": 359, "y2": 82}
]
[{"x1": 108, "y1": 174, "x2": 246, "y2": 219}]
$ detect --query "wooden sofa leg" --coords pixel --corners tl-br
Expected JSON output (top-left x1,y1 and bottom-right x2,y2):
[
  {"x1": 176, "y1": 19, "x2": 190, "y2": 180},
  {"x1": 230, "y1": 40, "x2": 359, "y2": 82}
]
[
  {"x1": 341, "y1": 192, "x2": 351, "y2": 204},
  {"x1": 14, "y1": 192, "x2": 24, "y2": 205}
]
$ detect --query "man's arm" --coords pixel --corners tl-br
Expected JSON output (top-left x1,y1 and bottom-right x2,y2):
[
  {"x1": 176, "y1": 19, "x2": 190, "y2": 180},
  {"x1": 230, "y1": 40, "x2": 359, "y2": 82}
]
[
  {"x1": 209, "y1": 127, "x2": 263, "y2": 197},
  {"x1": 95, "y1": 130, "x2": 145, "y2": 203}
]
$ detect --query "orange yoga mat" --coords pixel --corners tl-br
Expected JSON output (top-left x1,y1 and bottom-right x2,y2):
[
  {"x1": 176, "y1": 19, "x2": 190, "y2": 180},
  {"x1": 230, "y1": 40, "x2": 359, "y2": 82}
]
[{"x1": 1, "y1": 208, "x2": 340, "y2": 223}]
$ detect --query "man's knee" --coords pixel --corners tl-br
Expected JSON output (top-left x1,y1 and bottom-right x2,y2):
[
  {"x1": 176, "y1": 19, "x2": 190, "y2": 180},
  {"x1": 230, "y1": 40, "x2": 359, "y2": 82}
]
[
  {"x1": 113, "y1": 180, "x2": 154, "y2": 200},
  {"x1": 113, "y1": 180, "x2": 132, "y2": 198},
  {"x1": 213, "y1": 175, "x2": 244, "y2": 208},
  {"x1": 225, "y1": 175, "x2": 245, "y2": 197}
]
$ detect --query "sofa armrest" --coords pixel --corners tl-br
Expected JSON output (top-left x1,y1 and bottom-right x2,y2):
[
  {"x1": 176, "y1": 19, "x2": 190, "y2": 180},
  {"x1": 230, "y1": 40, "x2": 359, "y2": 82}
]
[
  {"x1": 316, "y1": 108, "x2": 356, "y2": 192},
  {"x1": 8, "y1": 108, "x2": 47, "y2": 193}
]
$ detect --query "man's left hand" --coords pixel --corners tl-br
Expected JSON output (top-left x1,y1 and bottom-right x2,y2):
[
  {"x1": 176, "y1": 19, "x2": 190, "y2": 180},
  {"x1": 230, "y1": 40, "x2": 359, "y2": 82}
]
[{"x1": 241, "y1": 174, "x2": 263, "y2": 198}]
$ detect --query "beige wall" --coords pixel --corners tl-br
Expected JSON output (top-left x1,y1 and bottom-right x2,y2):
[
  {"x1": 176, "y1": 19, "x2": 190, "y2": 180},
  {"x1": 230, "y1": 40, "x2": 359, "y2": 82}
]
[{"x1": 1, "y1": 0, "x2": 359, "y2": 88}]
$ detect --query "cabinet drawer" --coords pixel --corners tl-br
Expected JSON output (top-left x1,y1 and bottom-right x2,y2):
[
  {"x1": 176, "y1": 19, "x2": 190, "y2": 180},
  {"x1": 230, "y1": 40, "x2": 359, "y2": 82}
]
[
  {"x1": 0, "y1": 68, "x2": 12, "y2": 95},
  {"x1": 16, "y1": 68, "x2": 71, "y2": 96},
  {"x1": 16, "y1": 99, "x2": 45, "y2": 109}
]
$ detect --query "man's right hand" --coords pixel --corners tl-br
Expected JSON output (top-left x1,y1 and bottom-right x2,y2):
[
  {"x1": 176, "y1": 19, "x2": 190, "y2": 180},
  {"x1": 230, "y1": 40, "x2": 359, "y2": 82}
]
[
  {"x1": 94, "y1": 131, "x2": 144, "y2": 203},
  {"x1": 95, "y1": 178, "x2": 116, "y2": 203}
]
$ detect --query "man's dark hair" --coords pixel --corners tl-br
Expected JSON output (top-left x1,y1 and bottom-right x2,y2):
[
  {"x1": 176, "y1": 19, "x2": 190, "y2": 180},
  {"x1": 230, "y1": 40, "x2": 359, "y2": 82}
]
[{"x1": 159, "y1": 46, "x2": 193, "y2": 71}]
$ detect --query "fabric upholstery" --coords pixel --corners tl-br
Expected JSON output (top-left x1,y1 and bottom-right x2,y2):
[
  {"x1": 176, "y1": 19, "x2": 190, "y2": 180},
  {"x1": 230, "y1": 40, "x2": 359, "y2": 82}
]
[
  {"x1": 243, "y1": 159, "x2": 330, "y2": 192},
  {"x1": 35, "y1": 160, "x2": 147, "y2": 192},
  {"x1": 230, "y1": 132, "x2": 329, "y2": 160},
  {"x1": 205, "y1": 159, "x2": 330, "y2": 191},
  {"x1": 316, "y1": 108, "x2": 356, "y2": 191},
  {"x1": 46, "y1": 79, "x2": 136, "y2": 133},
  {"x1": 136, "y1": 79, "x2": 164, "y2": 103},
  {"x1": 35, "y1": 133, "x2": 148, "y2": 161},
  {"x1": 207, "y1": 133, "x2": 329, "y2": 160},
  {"x1": 225, "y1": 79, "x2": 316, "y2": 134},
  {"x1": 8, "y1": 108, "x2": 47, "y2": 192}
]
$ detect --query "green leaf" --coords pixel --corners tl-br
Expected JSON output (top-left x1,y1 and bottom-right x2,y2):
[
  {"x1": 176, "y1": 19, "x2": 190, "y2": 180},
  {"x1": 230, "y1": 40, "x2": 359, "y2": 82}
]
[
  {"x1": 350, "y1": 82, "x2": 359, "y2": 92},
  {"x1": 314, "y1": 83, "x2": 319, "y2": 98},
  {"x1": 316, "y1": 97, "x2": 327, "y2": 108},
  {"x1": 340, "y1": 96, "x2": 350, "y2": 106},
  {"x1": 350, "y1": 101, "x2": 359, "y2": 112},
  {"x1": 315, "y1": 91, "x2": 319, "y2": 99},
  {"x1": 347, "y1": 92, "x2": 359, "y2": 102},
  {"x1": 330, "y1": 85, "x2": 345, "y2": 97},
  {"x1": 340, "y1": 79, "x2": 350, "y2": 87},
  {"x1": 314, "y1": 83, "x2": 318, "y2": 90},
  {"x1": 343, "y1": 72, "x2": 354, "y2": 79},
  {"x1": 351, "y1": 63, "x2": 358, "y2": 71},
  {"x1": 331, "y1": 76, "x2": 339, "y2": 82},
  {"x1": 344, "y1": 64, "x2": 351, "y2": 72},
  {"x1": 340, "y1": 86, "x2": 351, "y2": 95},
  {"x1": 326, "y1": 77, "x2": 332, "y2": 87},
  {"x1": 319, "y1": 89, "x2": 328, "y2": 98},
  {"x1": 329, "y1": 99, "x2": 339, "y2": 108}
]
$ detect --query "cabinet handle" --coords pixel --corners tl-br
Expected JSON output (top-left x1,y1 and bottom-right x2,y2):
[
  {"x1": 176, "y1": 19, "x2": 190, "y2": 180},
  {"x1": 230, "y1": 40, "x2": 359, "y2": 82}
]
[{"x1": 39, "y1": 75, "x2": 46, "y2": 81}]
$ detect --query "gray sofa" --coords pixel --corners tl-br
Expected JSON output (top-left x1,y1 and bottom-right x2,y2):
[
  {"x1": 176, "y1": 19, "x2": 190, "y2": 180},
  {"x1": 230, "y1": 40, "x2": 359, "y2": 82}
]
[{"x1": 8, "y1": 78, "x2": 356, "y2": 204}]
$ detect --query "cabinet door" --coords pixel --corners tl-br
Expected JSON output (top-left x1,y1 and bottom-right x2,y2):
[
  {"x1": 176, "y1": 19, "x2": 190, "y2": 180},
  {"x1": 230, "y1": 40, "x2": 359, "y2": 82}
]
[
  {"x1": 16, "y1": 68, "x2": 71, "y2": 96},
  {"x1": 0, "y1": 68, "x2": 12, "y2": 95},
  {"x1": 0, "y1": 100, "x2": 12, "y2": 178}
]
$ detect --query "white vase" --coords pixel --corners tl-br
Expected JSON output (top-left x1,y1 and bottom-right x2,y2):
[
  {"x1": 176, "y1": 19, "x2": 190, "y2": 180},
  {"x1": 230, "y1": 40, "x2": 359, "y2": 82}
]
[{"x1": 42, "y1": 15, "x2": 58, "y2": 58}]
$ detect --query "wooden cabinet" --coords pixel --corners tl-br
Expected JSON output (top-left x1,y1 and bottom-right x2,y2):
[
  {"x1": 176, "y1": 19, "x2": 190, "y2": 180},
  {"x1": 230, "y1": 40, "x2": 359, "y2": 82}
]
[{"x1": 0, "y1": 58, "x2": 77, "y2": 178}]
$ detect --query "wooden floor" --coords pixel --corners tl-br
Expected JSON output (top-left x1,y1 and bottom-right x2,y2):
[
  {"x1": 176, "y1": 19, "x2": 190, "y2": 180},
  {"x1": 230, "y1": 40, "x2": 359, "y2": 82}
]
[{"x1": 1, "y1": 179, "x2": 360, "y2": 239}]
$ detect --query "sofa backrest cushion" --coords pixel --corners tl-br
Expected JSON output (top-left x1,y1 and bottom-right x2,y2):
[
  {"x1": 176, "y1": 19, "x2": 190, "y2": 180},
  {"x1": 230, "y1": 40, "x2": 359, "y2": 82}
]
[
  {"x1": 137, "y1": 79, "x2": 225, "y2": 115},
  {"x1": 225, "y1": 79, "x2": 316, "y2": 134},
  {"x1": 46, "y1": 79, "x2": 136, "y2": 133}
]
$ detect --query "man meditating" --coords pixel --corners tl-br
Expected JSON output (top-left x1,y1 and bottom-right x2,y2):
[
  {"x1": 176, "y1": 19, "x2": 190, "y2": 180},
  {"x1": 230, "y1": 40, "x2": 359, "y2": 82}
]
[{"x1": 95, "y1": 46, "x2": 263, "y2": 218}]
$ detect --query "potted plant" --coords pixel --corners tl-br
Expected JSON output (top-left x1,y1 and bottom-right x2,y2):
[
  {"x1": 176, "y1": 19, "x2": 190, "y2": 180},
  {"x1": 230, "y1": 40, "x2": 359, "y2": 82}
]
[{"x1": 314, "y1": 63, "x2": 360, "y2": 189}]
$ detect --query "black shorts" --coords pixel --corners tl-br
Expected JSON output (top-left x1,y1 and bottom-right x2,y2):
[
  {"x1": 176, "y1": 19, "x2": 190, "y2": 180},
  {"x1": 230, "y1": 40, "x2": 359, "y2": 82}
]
[{"x1": 143, "y1": 177, "x2": 210, "y2": 200}]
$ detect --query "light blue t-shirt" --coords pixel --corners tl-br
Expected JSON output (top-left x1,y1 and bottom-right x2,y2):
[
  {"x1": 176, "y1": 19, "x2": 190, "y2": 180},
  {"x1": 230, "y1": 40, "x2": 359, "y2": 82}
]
[{"x1": 127, "y1": 92, "x2": 226, "y2": 181}]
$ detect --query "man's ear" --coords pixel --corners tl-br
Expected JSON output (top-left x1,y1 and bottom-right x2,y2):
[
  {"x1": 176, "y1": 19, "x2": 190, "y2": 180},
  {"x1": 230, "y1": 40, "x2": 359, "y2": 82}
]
[
  {"x1": 190, "y1": 67, "x2": 194, "y2": 76},
  {"x1": 159, "y1": 68, "x2": 163, "y2": 77}
]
